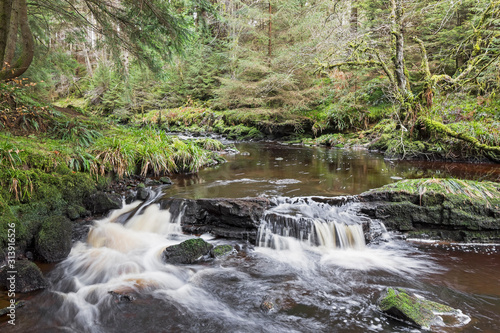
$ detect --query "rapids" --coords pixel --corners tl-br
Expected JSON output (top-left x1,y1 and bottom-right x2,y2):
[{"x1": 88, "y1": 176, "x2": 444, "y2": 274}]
[{"x1": 1, "y1": 142, "x2": 499, "y2": 332}]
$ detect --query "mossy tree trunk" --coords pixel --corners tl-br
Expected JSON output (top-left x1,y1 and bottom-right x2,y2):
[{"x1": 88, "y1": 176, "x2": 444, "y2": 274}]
[
  {"x1": 390, "y1": 0, "x2": 407, "y2": 97},
  {"x1": 0, "y1": 0, "x2": 34, "y2": 81}
]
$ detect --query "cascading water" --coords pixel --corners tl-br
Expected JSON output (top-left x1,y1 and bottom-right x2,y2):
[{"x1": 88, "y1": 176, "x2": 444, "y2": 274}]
[
  {"x1": 4, "y1": 142, "x2": 497, "y2": 332},
  {"x1": 26, "y1": 199, "x2": 202, "y2": 333},
  {"x1": 258, "y1": 197, "x2": 368, "y2": 251}
]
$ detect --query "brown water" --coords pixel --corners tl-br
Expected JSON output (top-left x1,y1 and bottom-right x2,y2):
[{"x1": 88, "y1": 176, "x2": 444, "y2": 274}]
[
  {"x1": 168, "y1": 142, "x2": 500, "y2": 198},
  {"x1": 2, "y1": 142, "x2": 500, "y2": 333}
]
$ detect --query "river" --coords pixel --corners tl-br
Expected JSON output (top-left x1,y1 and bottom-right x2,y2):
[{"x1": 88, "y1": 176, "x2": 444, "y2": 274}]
[{"x1": 1, "y1": 142, "x2": 499, "y2": 332}]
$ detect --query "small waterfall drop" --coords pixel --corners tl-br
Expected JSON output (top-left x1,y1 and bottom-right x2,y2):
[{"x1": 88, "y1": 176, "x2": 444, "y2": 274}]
[{"x1": 258, "y1": 197, "x2": 368, "y2": 251}]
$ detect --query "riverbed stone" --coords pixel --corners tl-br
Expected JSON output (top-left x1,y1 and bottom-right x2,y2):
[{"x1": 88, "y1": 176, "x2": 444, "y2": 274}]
[
  {"x1": 159, "y1": 197, "x2": 271, "y2": 242},
  {"x1": 378, "y1": 287, "x2": 458, "y2": 329},
  {"x1": 160, "y1": 176, "x2": 172, "y2": 184},
  {"x1": 84, "y1": 191, "x2": 122, "y2": 215},
  {"x1": 210, "y1": 245, "x2": 234, "y2": 258},
  {"x1": 0, "y1": 260, "x2": 47, "y2": 292},
  {"x1": 35, "y1": 215, "x2": 73, "y2": 262},
  {"x1": 359, "y1": 179, "x2": 500, "y2": 242},
  {"x1": 163, "y1": 238, "x2": 214, "y2": 264},
  {"x1": 136, "y1": 186, "x2": 149, "y2": 200}
]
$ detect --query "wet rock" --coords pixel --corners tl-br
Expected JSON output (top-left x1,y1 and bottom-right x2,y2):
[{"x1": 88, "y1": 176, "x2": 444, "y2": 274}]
[
  {"x1": 136, "y1": 187, "x2": 149, "y2": 200},
  {"x1": 260, "y1": 295, "x2": 285, "y2": 314},
  {"x1": 35, "y1": 215, "x2": 72, "y2": 262},
  {"x1": 0, "y1": 260, "x2": 48, "y2": 292},
  {"x1": 0, "y1": 300, "x2": 25, "y2": 316},
  {"x1": 125, "y1": 190, "x2": 137, "y2": 204},
  {"x1": 359, "y1": 179, "x2": 500, "y2": 242},
  {"x1": 160, "y1": 197, "x2": 271, "y2": 242},
  {"x1": 108, "y1": 291, "x2": 135, "y2": 302},
  {"x1": 163, "y1": 238, "x2": 213, "y2": 264},
  {"x1": 145, "y1": 178, "x2": 162, "y2": 186},
  {"x1": 378, "y1": 287, "x2": 459, "y2": 329},
  {"x1": 85, "y1": 191, "x2": 122, "y2": 215},
  {"x1": 72, "y1": 219, "x2": 94, "y2": 243},
  {"x1": 160, "y1": 177, "x2": 172, "y2": 184},
  {"x1": 210, "y1": 245, "x2": 234, "y2": 258}
]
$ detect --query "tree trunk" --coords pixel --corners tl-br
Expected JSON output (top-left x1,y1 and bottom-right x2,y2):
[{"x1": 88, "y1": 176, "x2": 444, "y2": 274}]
[
  {"x1": 268, "y1": 1, "x2": 272, "y2": 59},
  {"x1": 350, "y1": 0, "x2": 358, "y2": 33},
  {"x1": 390, "y1": 0, "x2": 407, "y2": 96},
  {"x1": 0, "y1": 0, "x2": 34, "y2": 81}
]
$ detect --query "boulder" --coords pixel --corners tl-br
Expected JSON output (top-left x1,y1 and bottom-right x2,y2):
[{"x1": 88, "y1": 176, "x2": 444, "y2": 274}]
[
  {"x1": 359, "y1": 179, "x2": 500, "y2": 242},
  {"x1": 159, "y1": 197, "x2": 271, "y2": 242},
  {"x1": 136, "y1": 187, "x2": 149, "y2": 200},
  {"x1": 163, "y1": 238, "x2": 213, "y2": 264},
  {"x1": 378, "y1": 287, "x2": 460, "y2": 329},
  {"x1": 0, "y1": 260, "x2": 48, "y2": 292},
  {"x1": 35, "y1": 215, "x2": 72, "y2": 262},
  {"x1": 85, "y1": 191, "x2": 122, "y2": 215}
]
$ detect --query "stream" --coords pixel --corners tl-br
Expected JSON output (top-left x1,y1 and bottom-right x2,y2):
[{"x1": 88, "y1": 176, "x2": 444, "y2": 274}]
[{"x1": 2, "y1": 142, "x2": 500, "y2": 332}]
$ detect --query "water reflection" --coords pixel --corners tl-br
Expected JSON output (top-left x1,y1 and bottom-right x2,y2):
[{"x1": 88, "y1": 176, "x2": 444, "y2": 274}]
[{"x1": 166, "y1": 142, "x2": 500, "y2": 199}]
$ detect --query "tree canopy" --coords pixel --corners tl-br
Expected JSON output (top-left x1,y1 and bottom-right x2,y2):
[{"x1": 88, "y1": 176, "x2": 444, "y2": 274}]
[{"x1": 0, "y1": 0, "x2": 208, "y2": 80}]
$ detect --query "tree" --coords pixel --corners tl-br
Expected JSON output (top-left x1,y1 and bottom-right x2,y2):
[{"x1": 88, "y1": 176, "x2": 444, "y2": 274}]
[
  {"x1": 321, "y1": 0, "x2": 500, "y2": 156},
  {"x1": 323, "y1": 0, "x2": 500, "y2": 116},
  {"x1": 0, "y1": 0, "x2": 34, "y2": 80},
  {"x1": 1, "y1": 0, "x2": 204, "y2": 81}
]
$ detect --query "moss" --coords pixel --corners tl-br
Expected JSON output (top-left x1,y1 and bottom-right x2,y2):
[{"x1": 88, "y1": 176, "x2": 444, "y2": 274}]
[
  {"x1": 210, "y1": 245, "x2": 234, "y2": 258},
  {"x1": 379, "y1": 288, "x2": 455, "y2": 328},
  {"x1": 0, "y1": 194, "x2": 28, "y2": 250},
  {"x1": 35, "y1": 215, "x2": 73, "y2": 262},
  {"x1": 362, "y1": 178, "x2": 500, "y2": 241},
  {"x1": 0, "y1": 260, "x2": 48, "y2": 292},
  {"x1": 163, "y1": 238, "x2": 214, "y2": 264}
]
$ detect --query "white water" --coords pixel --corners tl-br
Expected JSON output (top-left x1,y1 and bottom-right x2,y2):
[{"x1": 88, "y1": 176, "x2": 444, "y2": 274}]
[
  {"x1": 47, "y1": 201, "x2": 206, "y2": 333},
  {"x1": 7, "y1": 196, "x2": 478, "y2": 333},
  {"x1": 258, "y1": 197, "x2": 367, "y2": 251}
]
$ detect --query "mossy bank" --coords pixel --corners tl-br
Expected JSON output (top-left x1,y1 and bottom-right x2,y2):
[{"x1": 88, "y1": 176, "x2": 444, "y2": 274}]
[{"x1": 359, "y1": 178, "x2": 500, "y2": 242}]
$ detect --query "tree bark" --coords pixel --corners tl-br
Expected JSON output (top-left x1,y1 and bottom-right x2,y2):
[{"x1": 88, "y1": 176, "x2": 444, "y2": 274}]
[
  {"x1": 350, "y1": 0, "x2": 358, "y2": 33},
  {"x1": 0, "y1": 0, "x2": 34, "y2": 81},
  {"x1": 390, "y1": 0, "x2": 407, "y2": 96},
  {"x1": 268, "y1": 1, "x2": 272, "y2": 59}
]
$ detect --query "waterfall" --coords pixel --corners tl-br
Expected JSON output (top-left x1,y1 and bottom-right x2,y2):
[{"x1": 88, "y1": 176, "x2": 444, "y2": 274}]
[{"x1": 257, "y1": 197, "x2": 367, "y2": 250}]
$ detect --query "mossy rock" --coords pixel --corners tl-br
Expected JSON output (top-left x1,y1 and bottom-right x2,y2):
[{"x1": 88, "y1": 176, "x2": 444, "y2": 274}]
[
  {"x1": 162, "y1": 238, "x2": 213, "y2": 264},
  {"x1": 378, "y1": 287, "x2": 458, "y2": 329},
  {"x1": 210, "y1": 245, "x2": 234, "y2": 258},
  {"x1": 160, "y1": 177, "x2": 172, "y2": 184},
  {"x1": 35, "y1": 215, "x2": 73, "y2": 262},
  {"x1": 0, "y1": 260, "x2": 47, "y2": 293},
  {"x1": 360, "y1": 178, "x2": 500, "y2": 241}
]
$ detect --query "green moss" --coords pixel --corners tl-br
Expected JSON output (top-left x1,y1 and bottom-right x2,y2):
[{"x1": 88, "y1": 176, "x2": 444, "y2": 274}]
[
  {"x1": 379, "y1": 288, "x2": 455, "y2": 328},
  {"x1": 363, "y1": 178, "x2": 500, "y2": 241},
  {"x1": 35, "y1": 215, "x2": 73, "y2": 262},
  {"x1": 211, "y1": 244, "x2": 234, "y2": 258},
  {"x1": 163, "y1": 238, "x2": 214, "y2": 264},
  {"x1": 374, "y1": 178, "x2": 500, "y2": 207}
]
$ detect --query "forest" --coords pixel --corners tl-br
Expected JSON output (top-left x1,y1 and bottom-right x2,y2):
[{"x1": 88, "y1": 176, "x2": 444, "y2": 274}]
[
  {"x1": 1, "y1": 0, "x2": 500, "y2": 332},
  {"x1": 2, "y1": 0, "x2": 499, "y2": 159}
]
